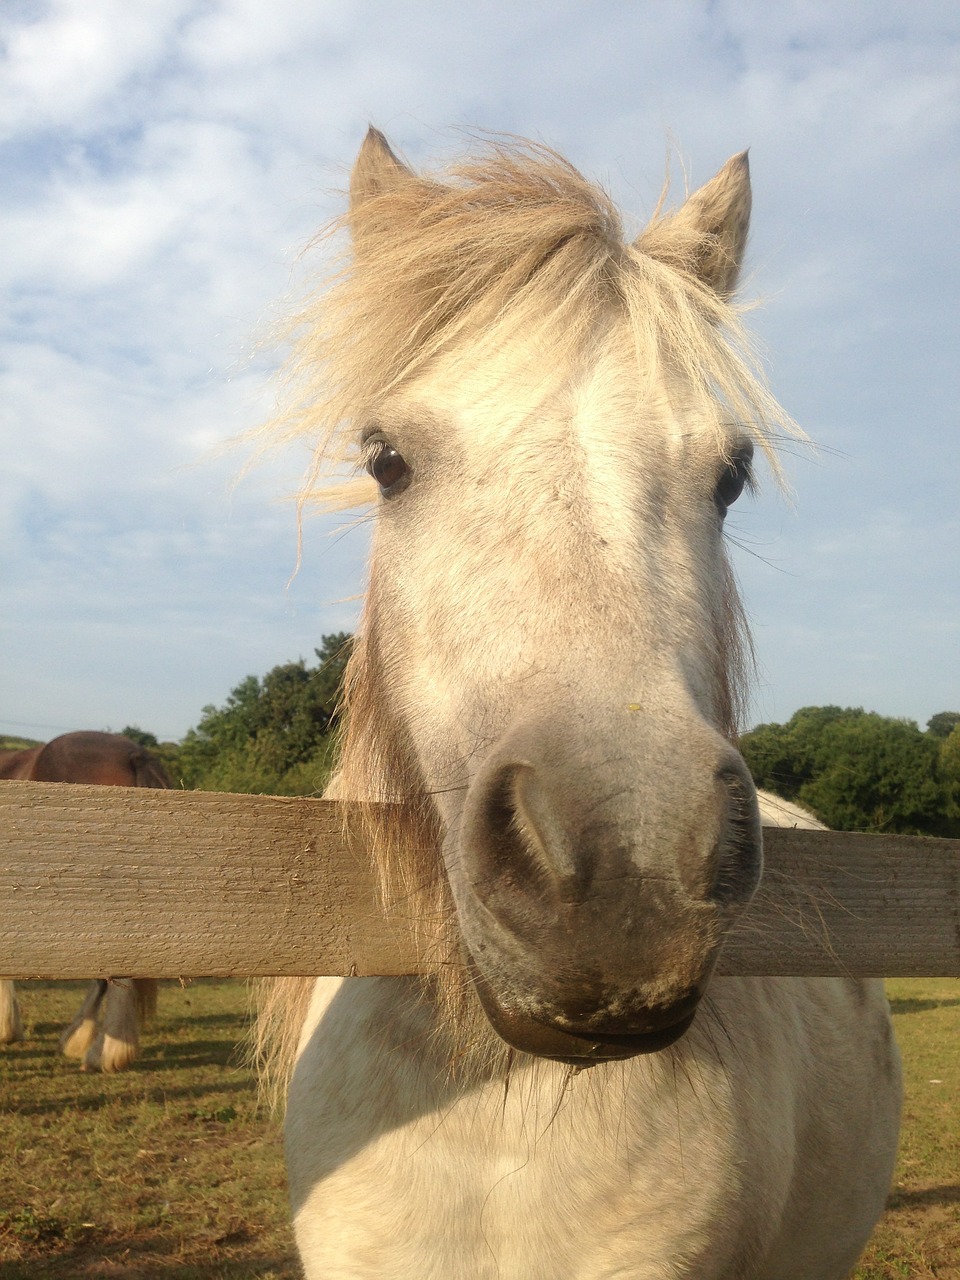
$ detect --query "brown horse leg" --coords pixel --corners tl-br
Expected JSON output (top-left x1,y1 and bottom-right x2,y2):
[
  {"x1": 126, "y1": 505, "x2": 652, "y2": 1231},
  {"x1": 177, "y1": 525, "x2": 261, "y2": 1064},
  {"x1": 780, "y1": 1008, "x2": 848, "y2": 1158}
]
[
  {"x1": 60, "y1": 980, "x2": 109, "y2": 1059},
  {"x1": 0, "y1": 980, "x2": 24, "y2": 1043},
  {"x1": 84, "y1": 978, "x2": 158, "y2": 1072}
]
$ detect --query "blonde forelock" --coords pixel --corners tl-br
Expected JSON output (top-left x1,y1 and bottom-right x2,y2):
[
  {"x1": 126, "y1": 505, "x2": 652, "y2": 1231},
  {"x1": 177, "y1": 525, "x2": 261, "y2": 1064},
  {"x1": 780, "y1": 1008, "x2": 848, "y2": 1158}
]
[{"x1": 265, "y1": 137, "x2": 798, "y2": 516}]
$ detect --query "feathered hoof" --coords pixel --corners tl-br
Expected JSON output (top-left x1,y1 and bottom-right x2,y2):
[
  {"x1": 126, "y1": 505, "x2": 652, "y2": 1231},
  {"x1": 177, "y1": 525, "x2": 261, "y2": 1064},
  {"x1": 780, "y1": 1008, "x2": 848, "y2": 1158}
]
[
  {"x1": 0, "y1": 985, "x2": 24, "y2": 1043},
  {"x1": 60, "y1": 1016, "x2": 98, "y2": 1059},
  {"x1": 0, "y1": 1017, "x2": 24, "y2": 1044},
  {"x1": 85, "y1": 1032, "x2": 139, "y2": 1073}
]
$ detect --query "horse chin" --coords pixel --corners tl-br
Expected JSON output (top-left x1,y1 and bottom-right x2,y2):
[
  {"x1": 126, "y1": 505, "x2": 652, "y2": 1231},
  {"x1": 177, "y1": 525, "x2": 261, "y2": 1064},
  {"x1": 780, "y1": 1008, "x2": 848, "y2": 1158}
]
[{"x1": 467, "y1": 959, "x2": 700, "y2": 1066}]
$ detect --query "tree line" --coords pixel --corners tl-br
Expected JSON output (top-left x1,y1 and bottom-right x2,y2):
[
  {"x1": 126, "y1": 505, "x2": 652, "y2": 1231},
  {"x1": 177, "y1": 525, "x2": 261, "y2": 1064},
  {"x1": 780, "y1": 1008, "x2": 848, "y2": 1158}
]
[
  {"x1": 124, "y1": 632, "x2": 351, "y2": 797},
  {"x1": 122, "y1": 639, "x2": 958, "y2": 837},
  {"x1": 741, "y1": 706, "x2": 959, "y2": 836}
]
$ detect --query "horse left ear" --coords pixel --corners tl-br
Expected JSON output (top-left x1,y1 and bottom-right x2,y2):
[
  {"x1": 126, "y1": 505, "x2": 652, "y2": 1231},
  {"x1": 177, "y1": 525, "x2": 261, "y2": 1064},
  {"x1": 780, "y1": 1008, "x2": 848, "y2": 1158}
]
[
  {"x1": 638, "y1": 152, "x2": 751, "y2": 298},
  {"x1": 350, "y1": 127, "x2": 416, "y2": 208}
]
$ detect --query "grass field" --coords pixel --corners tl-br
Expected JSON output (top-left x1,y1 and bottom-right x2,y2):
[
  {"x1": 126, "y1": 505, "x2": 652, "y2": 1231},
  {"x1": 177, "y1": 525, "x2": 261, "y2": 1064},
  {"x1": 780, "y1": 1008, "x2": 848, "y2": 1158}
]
[
  {"x1": 0, "y1": 981, "x2": 296, "y2": 1279},
  {"x1": 1, "y1": 978, "x2": 956, "y2": 1278},
  {"x1": 856, "y1": 979, "x2": 960, "y2": 1280}
]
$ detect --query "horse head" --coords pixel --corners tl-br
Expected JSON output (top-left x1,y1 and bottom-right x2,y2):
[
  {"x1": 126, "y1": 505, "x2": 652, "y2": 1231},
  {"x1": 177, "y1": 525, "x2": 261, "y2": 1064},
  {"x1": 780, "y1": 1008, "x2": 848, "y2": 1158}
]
[{"x1": 308, "y1": 130, "x2": 791, "y2": 1066}]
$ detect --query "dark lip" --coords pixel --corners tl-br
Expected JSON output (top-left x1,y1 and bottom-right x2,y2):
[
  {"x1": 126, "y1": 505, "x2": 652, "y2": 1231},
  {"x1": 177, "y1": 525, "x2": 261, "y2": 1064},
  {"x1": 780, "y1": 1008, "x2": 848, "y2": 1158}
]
[
  {"x1": 542, "y1": 1012, "x2": 699, "y2": 1066},
  {"x1": 466, "y1": 958, "x2": 701, "y2": 1065}
]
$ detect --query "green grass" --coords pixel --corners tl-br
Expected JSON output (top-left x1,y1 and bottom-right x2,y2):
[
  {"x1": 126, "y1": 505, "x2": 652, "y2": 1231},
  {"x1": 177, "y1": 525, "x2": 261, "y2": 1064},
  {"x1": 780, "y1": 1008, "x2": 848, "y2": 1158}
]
[
  {"x1": 1, "y1": 977, "x2": 956, "y2": 1277},
  {"x1": 855, "y1": 978, "x2": 960, "y2": 1280},
  {"x1": 0, "y1": 980, "x2": 297, "y2": 1278}
]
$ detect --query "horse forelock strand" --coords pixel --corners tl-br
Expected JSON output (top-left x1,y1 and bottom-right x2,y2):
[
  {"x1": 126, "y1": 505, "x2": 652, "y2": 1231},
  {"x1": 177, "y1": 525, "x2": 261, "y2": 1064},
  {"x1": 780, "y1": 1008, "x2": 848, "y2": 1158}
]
[{"x1": 259, "y1": 136, "x2": 799, "y2": 516}]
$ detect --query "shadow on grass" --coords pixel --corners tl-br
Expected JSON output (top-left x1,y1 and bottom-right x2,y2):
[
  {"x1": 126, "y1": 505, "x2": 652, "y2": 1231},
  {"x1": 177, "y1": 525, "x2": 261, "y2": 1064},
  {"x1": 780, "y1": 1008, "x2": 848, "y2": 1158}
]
[
  {"x1": 10, "y1": 1034, "x2": 245, "y2": 1063},
  {"x1": 25, "y1": 1011, "x2": 249, "y2": 1040},
  {"x1": 4, "y1": 1075, "x2": 255, "y2": 1118},
  {"x1": 0, "y1": 1212, "x2": 297, "y2": 1278},
  {"x1": 887, "y1": 1182, "x2": 960, "y2": 1210},
  {"x1": 136, "y1": 1039, "x2": 249, "y2": 1070},
  {"x1": 0, "y1": 1253, "x2": 297, "y2": 1279},
  {"x1": 154, "y1": 1011, "x2": 251, "y2": 1031},
  {"x1": 0, "y1": 1046, "x2": 57, "y2": 1063},
  {"x1": 889, "y1": 996, "x2": 960, "y2": 1015}
]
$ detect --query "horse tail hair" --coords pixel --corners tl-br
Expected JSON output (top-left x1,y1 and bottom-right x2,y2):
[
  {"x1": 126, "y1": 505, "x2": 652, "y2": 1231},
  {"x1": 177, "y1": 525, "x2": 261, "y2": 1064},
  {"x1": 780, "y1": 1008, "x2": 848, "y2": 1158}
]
[
  {"x1": 132, "y1": 978, "x2": 158, "y2": 1022},
  {"x1": 132, "y1": 751, "x2": 172, "y2": 790}
]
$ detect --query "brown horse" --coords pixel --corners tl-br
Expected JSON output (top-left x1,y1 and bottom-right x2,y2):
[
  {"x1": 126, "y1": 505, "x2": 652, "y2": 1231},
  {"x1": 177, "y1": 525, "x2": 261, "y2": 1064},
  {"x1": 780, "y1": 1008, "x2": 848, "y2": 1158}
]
[
  {"x1": 0, "y1": 729, "x2": 171, "y2": 787},
  {"x1": 0, "y1": 731, "x2": 171, "y2": 1070}
]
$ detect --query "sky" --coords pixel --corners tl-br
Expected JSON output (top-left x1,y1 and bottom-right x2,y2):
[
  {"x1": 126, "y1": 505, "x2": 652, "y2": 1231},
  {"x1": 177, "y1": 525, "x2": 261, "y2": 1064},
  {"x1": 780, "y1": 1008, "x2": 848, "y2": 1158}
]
[{"x1": 1, "y1": 0, "x2": 958, "y2": 745}]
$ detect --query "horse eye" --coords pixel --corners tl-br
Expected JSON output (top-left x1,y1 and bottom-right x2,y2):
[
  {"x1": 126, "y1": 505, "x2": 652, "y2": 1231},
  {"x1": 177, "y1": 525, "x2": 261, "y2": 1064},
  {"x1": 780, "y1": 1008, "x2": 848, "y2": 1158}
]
[
  {"x1": 366, "y1": 442, "x2": 411, "y2": 494},
  {"x1": 714, "y1": 446, "x2": 754, "y2": 516}
]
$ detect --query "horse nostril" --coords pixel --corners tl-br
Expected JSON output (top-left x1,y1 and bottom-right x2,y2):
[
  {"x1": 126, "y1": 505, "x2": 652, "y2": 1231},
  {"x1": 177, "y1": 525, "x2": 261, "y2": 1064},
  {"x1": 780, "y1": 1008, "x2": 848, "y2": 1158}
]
[
  {"x1": 465, "y1": 761, "x2": 560, "y2": 910},
  {"x1": 709, "y1": 765, "x2": 762, "y2": 906}
]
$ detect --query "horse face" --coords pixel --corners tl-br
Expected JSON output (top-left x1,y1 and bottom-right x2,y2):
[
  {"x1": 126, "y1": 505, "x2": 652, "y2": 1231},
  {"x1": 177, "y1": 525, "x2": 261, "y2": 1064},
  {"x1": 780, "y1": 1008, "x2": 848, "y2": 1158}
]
[
  {"x1": 349, "y1": 135, "x2": 763, "y2": 1063},
  {"x1": 361, "y1": 336, "x2": 762, "y2": 1064}
]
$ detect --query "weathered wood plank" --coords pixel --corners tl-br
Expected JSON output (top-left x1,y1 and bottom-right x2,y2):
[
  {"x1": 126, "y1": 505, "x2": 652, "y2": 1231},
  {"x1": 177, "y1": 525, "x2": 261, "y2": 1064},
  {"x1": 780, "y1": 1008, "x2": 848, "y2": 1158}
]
[{"x1": 1, "y1": 780, "x2": 958, "y2": 978}]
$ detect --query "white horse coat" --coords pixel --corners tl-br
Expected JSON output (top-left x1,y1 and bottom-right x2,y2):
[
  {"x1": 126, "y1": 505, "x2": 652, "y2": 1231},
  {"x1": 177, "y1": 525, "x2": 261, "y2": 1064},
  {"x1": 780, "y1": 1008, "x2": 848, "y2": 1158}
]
[
  {"x1": 286, "y1": 795, "x2": 900, "y2": 1279},
  {"x1": 265, "y1": 131, "x2": 901, "y2": 1279}
]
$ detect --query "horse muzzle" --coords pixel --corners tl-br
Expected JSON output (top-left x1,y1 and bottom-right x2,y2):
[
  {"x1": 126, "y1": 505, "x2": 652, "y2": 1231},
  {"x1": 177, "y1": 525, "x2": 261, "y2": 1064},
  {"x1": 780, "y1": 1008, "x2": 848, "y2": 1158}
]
[
  {"x1": 466, "y1": 956, "x2": 703, "y2": 1064},
  {"x1": 447, "y1": 710, "x2": 761, "y2": 1064}
]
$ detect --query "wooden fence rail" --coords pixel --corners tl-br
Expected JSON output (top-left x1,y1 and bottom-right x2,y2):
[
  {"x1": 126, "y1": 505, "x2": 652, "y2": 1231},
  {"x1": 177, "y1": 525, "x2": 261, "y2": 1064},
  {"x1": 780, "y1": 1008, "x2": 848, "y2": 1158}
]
[{"x1": 2, "y1": 780, "x2": 959, "y2": 979}]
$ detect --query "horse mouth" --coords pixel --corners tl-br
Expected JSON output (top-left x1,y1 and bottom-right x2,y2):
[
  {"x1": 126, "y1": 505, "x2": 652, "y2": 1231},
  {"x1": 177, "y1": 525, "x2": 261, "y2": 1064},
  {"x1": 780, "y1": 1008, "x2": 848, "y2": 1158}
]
[{"x1": 467, "y1": 959, "x2": 701, "y2": 1065}]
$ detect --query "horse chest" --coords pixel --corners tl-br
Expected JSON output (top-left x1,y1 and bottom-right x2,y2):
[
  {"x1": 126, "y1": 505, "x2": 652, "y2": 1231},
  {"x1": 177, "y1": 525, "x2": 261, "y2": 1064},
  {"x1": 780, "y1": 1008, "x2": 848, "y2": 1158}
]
[
  {"x1": 292, "y1": 1106, "x2": 738, "y2": 1280},
  {"x1": 286, "y1": 976, "x2": 900, "y2": 1279},
  {"x1": 288, "y1": 982, "x2": 752, "y2": 1278}
]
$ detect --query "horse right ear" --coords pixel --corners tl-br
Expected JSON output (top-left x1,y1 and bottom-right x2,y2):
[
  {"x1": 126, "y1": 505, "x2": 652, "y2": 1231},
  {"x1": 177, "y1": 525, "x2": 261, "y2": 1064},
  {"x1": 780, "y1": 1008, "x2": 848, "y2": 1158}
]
[
  {"x1": 350, "y1": 127, "x2": 416, "y2": 207},
  {"x1": 637, "y1": 152, "x2": 752, "y2": 298}
]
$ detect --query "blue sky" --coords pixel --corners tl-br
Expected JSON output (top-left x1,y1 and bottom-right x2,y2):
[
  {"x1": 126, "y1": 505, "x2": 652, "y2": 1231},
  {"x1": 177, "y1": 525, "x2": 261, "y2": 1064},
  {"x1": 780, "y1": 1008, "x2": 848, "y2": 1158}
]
[{"x1": 1, "y1": 0, "x2": 958, "y2": 743}]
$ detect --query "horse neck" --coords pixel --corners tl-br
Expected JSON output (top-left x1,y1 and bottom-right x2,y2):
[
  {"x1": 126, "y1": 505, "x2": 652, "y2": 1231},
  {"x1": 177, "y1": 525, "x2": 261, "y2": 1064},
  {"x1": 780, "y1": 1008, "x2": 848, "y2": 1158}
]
[
  {"x1": 338, "y1": 634, "x2": 513, "y2": 1078},
  {"x1": 0, "y1": 746, "x2": 42, "y2": 779}
]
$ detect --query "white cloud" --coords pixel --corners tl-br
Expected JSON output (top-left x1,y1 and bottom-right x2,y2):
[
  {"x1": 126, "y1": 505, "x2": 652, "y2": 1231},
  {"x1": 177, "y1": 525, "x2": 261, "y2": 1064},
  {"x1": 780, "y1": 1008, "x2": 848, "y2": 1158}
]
[
  {"x1": 1, "y1": 1, "x2": 958, "y2": 739},
  {"x1": 0, "y1": 0, "x2": 191, "y2": 138}
]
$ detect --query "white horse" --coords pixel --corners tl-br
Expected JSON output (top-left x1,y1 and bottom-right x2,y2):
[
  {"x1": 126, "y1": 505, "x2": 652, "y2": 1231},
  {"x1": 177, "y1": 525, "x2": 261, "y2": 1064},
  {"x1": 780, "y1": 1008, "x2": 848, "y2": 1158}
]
[{"x1": 258, "y1": 130, "x2": 902, "y2": 1279}]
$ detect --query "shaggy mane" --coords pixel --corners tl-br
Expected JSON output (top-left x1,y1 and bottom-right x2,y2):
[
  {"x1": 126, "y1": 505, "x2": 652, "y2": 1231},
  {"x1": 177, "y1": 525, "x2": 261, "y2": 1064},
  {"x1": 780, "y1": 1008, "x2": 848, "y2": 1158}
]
[{"x1": 267, "y1": 136, "x2": 797, "y2": 513}]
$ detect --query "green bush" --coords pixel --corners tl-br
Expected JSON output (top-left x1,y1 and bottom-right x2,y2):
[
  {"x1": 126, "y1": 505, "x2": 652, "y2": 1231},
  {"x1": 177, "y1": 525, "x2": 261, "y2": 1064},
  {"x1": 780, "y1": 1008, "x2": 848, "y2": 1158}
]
[
  {"x1": 176, "y1": 633, "x2": 351, "y2": 796},
  {"x1": 741, "y1": 706, "x2": 959, "y2": 836}
]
